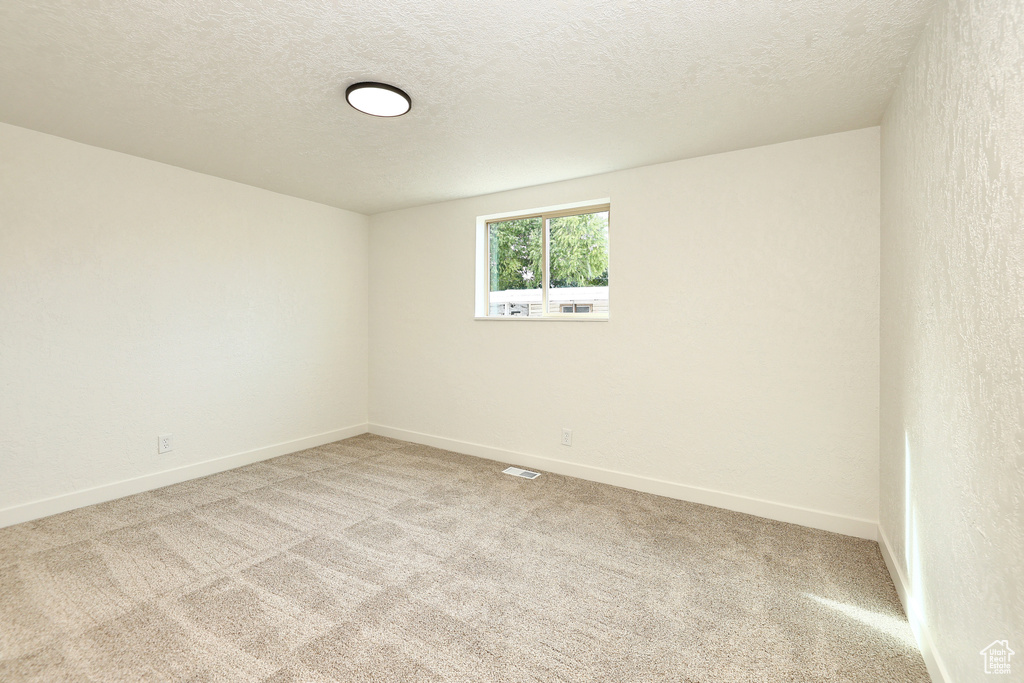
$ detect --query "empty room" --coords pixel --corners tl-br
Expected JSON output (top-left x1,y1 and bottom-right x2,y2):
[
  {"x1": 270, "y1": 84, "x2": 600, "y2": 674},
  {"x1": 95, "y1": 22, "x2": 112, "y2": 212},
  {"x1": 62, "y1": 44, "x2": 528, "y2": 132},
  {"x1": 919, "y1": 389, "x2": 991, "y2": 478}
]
[{"x1": 1, "y1": 0, "x2": 1020, "y2": 681}]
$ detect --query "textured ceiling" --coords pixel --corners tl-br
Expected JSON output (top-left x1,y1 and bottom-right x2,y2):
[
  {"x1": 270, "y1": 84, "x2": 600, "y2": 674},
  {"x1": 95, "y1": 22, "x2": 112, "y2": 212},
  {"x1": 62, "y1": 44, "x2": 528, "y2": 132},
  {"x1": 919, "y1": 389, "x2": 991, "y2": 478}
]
[{"x1": 0, "y1": 0, "x2": 935, "y2": 215}]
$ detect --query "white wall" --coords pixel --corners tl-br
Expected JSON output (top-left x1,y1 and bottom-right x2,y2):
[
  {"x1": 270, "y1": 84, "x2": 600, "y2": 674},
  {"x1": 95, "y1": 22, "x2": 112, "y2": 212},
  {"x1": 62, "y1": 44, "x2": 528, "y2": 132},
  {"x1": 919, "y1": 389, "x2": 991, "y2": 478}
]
[
  {"x1": 369, "y1": 128, "x2": 881, "y2": 537},
  {"x1": 0, "y1": 123, "x2": 369, "y2": 524},
  {"x1": 879, "y1": 0, "x2": 1024, "y2": 679}
]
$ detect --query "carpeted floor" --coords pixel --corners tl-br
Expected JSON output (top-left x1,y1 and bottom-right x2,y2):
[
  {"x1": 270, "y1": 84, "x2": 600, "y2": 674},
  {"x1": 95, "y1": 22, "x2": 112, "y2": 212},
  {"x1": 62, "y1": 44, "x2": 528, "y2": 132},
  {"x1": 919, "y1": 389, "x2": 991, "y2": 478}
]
[{"x1": 0, "y1": 434, "x2": 929, "y2": 682}]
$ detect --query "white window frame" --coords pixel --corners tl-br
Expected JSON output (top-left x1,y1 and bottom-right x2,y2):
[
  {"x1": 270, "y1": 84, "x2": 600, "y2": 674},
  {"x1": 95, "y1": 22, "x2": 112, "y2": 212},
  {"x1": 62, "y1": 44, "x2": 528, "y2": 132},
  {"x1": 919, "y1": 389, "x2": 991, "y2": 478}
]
[{"x1": 475, "y1": 199, "x2": 610, "y2": 321}]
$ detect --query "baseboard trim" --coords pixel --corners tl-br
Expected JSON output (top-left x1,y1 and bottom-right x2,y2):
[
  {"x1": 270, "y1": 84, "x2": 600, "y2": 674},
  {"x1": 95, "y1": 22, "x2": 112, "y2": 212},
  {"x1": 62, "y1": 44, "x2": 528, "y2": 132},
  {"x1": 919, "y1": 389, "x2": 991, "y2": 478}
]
[
  {"x1": 0, "y1": 423, "x2": 369, "y2": 529},
  {"x1": 878, "y1": 525, "x2": 951, "y2": 683},
  {"x1": 369, "y1": 424, "x2": 878, "y2": 540}
]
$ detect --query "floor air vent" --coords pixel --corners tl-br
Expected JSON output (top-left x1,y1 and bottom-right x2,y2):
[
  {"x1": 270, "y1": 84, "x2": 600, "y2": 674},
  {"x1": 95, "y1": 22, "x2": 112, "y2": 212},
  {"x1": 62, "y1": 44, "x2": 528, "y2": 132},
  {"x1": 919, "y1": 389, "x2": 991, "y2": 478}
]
[{"x1": 503, "y1": 466, "x2": 541, "y2": 479}]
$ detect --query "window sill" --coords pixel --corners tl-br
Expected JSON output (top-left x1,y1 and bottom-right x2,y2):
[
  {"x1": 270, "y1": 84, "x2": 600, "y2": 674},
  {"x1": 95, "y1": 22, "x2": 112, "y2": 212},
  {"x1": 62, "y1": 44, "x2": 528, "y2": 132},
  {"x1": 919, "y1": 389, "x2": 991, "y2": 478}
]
[{"x1": 474, "y1": 316, "x2": 608, "y2": 322}]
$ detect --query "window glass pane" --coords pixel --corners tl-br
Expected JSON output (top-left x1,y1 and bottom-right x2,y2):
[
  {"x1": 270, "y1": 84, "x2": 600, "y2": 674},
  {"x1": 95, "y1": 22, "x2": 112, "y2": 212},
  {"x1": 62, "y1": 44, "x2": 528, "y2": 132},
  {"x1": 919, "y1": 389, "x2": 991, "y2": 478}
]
[
  {"x1": 547, "y1": 211, "x2": 609, "y2": 314},
  {"x1": 488, "y1": 217, "x2": 543, "y2": 316}
]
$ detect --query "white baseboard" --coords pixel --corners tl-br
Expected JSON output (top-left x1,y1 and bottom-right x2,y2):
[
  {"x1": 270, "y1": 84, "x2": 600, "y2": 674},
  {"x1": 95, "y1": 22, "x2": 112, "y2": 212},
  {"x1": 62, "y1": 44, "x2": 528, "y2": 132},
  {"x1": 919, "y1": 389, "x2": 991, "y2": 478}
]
[
  {"x1": 878, "y1": 525, "x2": 951, "y2": 683},
  {"x1": 369, "y1": 424, "x2": 878, "y2": 540},
  {"x1": 0, "y1": 423, "x2": 369, "y2": 529}
]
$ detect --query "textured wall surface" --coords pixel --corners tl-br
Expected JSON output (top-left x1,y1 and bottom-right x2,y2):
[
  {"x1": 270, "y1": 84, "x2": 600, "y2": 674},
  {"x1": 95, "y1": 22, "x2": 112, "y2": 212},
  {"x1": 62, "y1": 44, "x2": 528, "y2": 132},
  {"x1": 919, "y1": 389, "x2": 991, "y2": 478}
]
[
  {"x1": 0, "y1": 0, "x2": 932, "y2": 214},
  {"x1": 370, "y1": 128, "x2": 881, "y2": 525},
  {"x1": 880, "y1": 0, "x2": 1024, "y2": 678},
  {"x1": 0, "y1": 123, "x2": 369, "y2": 512}
]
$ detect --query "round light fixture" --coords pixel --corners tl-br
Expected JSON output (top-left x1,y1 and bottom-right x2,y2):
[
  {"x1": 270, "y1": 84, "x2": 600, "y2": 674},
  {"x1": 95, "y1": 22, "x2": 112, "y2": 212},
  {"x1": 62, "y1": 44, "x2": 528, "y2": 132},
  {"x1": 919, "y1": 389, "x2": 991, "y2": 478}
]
[{"x1": 345, "y1": 82, "x2": 411, "y2": 117}]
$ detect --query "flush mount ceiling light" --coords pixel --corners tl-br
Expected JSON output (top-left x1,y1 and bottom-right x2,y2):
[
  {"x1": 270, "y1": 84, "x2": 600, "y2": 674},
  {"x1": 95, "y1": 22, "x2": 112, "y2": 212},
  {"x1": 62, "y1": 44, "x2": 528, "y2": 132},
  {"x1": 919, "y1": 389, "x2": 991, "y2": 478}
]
[{"x1": 345, "y1": 82, "x2": 411, "y2": 117}]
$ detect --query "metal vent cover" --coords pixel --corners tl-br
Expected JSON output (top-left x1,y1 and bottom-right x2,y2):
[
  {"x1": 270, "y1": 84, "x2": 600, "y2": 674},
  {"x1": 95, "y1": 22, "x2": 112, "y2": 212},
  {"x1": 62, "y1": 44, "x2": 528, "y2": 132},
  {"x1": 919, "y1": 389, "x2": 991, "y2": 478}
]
[{"x1": 503, "y1": 466, "x2": 541, "y2": 479}]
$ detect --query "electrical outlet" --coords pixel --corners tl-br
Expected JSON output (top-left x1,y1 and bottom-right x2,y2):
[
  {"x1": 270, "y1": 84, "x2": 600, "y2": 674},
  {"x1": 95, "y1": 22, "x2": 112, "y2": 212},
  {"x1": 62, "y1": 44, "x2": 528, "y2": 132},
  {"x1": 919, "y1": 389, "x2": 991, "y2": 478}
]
[
  {"x1": 158, "y1": 434, "x2": 174, "y2": 454},
  {"x1": 561, "y1": 428, "x2": 572, "y2": 446}
]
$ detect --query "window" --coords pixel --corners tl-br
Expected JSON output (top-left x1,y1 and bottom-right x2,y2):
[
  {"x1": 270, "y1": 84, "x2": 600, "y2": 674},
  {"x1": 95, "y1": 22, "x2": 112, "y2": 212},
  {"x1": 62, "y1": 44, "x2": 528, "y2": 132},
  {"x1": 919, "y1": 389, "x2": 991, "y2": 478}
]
[{"x1": 476, "y1": 201, "x2": 609, "y2": 319}]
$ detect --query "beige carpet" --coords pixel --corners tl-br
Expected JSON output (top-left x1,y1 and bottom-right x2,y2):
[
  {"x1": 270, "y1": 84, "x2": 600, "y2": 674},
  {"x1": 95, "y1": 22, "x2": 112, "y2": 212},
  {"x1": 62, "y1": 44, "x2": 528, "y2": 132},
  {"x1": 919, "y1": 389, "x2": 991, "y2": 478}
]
[{"x1": 0, "y1": 435, "x2": 929, "y2": 682}]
